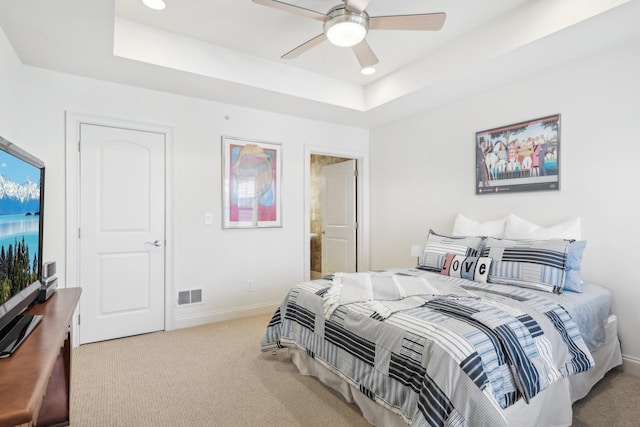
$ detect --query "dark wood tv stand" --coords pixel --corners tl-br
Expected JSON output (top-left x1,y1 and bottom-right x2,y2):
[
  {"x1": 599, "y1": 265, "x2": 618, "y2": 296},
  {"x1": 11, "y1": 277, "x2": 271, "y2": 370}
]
[{"x1": 0, "y1": 288, "x2": 81, "y2": 427}]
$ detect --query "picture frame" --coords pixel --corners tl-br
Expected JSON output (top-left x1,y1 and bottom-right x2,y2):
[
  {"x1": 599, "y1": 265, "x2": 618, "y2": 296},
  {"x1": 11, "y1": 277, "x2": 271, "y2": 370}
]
[
  {"x1": 222, "y1": 136, "x2": 282, "y2": 228},
  {"x1": 476, "y1": 114, "x2": 560, "y2": 195}
]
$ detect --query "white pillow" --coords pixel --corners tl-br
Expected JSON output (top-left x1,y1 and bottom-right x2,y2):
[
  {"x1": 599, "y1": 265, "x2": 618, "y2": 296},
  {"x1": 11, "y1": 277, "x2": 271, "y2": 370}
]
[
  {"x1": 503, "y1": 214, "x2": 581, "y2": 240},
  {"x1": 452, "y1": 214, "x2": 505, "y2": 238}
]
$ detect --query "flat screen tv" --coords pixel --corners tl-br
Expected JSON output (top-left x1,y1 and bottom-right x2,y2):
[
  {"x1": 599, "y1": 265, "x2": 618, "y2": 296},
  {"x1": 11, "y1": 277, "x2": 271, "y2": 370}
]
[{"x1": 0, "y1": 136, "x2": 45, "y2": 357}]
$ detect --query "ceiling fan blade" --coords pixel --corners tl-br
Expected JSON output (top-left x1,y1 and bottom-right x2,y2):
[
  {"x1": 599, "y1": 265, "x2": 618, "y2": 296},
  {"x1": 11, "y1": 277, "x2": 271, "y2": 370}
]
[
  {"x1": 369, "y1": 13, "x2": 446, "y2": 31},
  {"x1": 352, "y1": 40, "x2": 379, "y2": 69},
  {"x1": 282, "y1": 33, "x2": 327, "y2": 59},
  {"x1": 252, "y1": 0, "x2": 326, "y2": 21},
  {"x1": 345, "y1": 0, "x2": 370, "y2": 13}
]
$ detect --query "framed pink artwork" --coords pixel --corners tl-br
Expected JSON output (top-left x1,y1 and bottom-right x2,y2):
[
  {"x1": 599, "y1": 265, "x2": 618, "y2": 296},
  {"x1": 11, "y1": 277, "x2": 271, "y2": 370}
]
[{"x1": 222, "y1": 136, "x2": 282, "y2": 228}]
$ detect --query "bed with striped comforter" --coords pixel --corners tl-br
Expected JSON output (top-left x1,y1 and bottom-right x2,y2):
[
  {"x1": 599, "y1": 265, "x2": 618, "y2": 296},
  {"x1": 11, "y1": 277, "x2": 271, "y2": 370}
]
[{"x1": 260, "y1": 269, "x2": 594, "y2": 427}]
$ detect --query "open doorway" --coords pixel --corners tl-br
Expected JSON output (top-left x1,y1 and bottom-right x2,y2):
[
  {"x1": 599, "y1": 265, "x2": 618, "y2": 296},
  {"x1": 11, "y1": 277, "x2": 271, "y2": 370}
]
[{"x1": 310, "y1": 154, "x2": 357, "y2": 279}]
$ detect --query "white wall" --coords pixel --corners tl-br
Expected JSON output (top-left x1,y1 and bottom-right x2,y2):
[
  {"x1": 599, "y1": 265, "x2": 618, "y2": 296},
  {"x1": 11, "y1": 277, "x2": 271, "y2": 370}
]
[
  {"x1": 0, "y1": 28, "x2": 369, "y2": 329},
  {"x1": 0, "y1": 24, "x2": 21, "y2": 143},
  {"x1": 370, "y1": 34, "x2": 640, "y2": 368}
]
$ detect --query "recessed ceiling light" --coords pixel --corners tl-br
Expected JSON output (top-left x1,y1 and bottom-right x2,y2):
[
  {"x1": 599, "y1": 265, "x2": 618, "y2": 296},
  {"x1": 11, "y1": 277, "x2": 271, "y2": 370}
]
[
  {"x1": 143, "y1": 0, "x2": 166, "y2": 11},
  {"x1": 361, "y1": 67, "x2": 376, "y2": 75}
]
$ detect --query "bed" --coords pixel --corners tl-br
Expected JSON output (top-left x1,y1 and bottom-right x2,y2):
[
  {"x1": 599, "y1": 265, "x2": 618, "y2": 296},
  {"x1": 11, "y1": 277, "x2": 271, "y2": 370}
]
[{"x1": 261, "y1": 220, "x2": 622, "y2": 427}]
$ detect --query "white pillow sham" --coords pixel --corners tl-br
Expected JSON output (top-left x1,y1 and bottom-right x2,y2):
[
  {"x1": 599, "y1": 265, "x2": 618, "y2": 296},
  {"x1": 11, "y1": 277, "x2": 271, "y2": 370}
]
[
  {"x1": 503, "y1": 214, "x2": 581, "y2": 240},
  {"x1": 451, "y1": 214, "x2": 505, "y2": 238}
]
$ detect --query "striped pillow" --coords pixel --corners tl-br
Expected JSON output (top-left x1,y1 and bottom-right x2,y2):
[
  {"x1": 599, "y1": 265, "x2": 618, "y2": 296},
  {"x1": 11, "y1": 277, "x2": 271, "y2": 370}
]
[
  {"x1": 419, "y1": 230, "x2": 486, "y2": 272},
  {"x1": 483, "y1": 237, "x2": 570, "y2": 294}
]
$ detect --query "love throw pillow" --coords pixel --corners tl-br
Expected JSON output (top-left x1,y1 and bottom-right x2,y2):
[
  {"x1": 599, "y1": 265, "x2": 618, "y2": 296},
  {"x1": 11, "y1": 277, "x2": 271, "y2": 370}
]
[{"x1": 441, "y1": 253, "x2": 492, "y2": 283}]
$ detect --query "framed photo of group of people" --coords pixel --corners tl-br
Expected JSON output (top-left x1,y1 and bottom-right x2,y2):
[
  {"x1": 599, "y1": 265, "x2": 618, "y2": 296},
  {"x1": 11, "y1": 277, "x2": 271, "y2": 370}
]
[{"x1": 476, "y1": 114, "x2": 560, "y2": 195}]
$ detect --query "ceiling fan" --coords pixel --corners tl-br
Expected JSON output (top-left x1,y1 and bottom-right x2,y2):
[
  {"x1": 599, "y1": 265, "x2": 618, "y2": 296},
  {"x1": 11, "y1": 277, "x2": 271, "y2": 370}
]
[{"x1": 252, "y1": 0, "x2": 446, "y2": 74}]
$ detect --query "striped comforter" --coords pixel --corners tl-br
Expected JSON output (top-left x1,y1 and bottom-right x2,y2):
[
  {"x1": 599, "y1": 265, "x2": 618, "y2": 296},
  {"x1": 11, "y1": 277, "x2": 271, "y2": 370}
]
[{"x1": 261, "y1": 269, "x2": 594, "y2": 427}]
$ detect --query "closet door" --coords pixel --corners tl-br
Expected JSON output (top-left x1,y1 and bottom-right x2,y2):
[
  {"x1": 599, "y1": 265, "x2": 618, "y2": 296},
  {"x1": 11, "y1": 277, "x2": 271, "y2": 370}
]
[{"x1": 78, "y1": 123, "x2": 166, "y2": 344}]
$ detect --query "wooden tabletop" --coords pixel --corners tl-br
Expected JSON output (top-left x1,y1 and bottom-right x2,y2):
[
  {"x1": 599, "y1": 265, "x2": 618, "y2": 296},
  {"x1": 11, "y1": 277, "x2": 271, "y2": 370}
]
[{"x1": 0, "y1": 288, "x2": 81, "y2": 427}]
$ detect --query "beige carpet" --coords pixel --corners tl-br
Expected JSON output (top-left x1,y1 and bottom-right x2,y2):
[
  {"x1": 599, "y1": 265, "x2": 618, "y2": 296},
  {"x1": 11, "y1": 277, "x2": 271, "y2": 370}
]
[{"x1": 71, "y1": 313, "x2": 640, "y2": 426}]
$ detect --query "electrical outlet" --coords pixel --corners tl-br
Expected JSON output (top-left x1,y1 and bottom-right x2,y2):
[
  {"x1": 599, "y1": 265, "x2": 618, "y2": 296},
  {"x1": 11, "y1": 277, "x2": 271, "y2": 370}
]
[{"x1": 247, "y1": 280, "x2": 255, "y2": 292}]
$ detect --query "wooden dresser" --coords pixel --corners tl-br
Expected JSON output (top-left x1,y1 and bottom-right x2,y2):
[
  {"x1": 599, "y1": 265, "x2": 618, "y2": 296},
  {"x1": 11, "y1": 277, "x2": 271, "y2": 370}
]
[{"x1": 0, "y1": 288, "x2": 81, "y2": 427}]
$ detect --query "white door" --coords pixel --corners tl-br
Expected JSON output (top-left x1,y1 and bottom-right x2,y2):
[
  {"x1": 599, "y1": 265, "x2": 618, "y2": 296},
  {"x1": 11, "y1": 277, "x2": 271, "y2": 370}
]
[
  {"x1": 79, "y1": 124, "x2": 165, "y2": 344},
  {"x1": 321, "y1": 160, "x2": 357, "y2": 275}
]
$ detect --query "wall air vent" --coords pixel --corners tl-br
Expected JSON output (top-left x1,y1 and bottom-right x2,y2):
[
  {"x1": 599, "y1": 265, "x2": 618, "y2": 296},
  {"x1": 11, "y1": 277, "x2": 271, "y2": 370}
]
[
  {"x1": 177, "y1": 289, "x2": 203, "y2": 306},
  {"x1": 190, "y1": 289, "x2": 202, "y2": 304}
]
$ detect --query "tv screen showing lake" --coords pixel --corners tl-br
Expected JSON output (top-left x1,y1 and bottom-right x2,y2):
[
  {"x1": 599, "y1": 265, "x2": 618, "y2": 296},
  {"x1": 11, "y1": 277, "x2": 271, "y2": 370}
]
[{"x1": 0, "y1": 148, "x2": 42, "y2": 305}]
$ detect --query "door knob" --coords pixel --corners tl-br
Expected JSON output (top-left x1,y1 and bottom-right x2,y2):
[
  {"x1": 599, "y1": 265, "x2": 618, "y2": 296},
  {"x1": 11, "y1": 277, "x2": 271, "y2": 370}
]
[{"x1": 145, "y1": 240, "x2": 163, "y2": 247}]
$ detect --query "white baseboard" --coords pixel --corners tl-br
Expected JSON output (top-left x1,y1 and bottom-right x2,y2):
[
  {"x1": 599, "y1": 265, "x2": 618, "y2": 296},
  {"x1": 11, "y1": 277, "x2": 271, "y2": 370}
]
[
  {"x1": 622, "y1": 354, "x2": 640, "y2": 377},
  {"x1": 173, "y1": 301, "x2": 279, "y2": 330}
]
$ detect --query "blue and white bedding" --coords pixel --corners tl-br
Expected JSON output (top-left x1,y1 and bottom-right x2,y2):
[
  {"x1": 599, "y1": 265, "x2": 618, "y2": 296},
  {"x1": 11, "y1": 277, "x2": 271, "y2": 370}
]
[
  {"x1": 464, "y1": 280, "x2": 612, "y2": 353},
  {"x1": 261, "y1": 269, "x2": 599, "y2": 427}
]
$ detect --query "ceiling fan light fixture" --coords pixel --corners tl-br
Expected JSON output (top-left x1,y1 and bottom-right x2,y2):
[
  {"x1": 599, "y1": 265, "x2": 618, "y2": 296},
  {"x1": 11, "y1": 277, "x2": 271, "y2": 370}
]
[
  {"x1": 324, "y1": 8, "x2": 368, "y2": 48},
  {"x1": 361, "y1": 66, "x2": 376, "y2": 75},
  {"x1": 142, "y1": 0, "x2": 166, "y2": 11}
]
